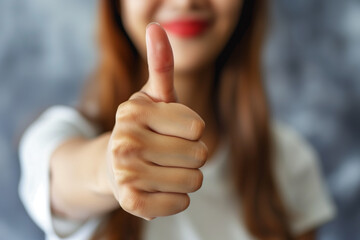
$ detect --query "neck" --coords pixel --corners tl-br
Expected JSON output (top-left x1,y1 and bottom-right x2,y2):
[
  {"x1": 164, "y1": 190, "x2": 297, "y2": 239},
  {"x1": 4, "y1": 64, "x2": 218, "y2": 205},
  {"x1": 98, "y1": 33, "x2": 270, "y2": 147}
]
[{"x1": 174, "y1": 67, "x2": 213, "y2": 117}]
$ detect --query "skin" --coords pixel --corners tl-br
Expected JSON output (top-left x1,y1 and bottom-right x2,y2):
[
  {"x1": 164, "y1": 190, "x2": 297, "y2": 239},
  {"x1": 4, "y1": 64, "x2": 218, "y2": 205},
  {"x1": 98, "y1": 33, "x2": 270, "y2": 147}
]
[{"x1": 50, "y1": 0, "x2": 316, "y2": 239}]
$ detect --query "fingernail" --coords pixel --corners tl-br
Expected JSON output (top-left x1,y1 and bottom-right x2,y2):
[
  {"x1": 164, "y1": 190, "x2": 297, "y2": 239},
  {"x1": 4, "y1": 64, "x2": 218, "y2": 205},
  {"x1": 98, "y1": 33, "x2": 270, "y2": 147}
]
[{"x1": 146, "y1": 22, "x2": 160, "y2": 30}]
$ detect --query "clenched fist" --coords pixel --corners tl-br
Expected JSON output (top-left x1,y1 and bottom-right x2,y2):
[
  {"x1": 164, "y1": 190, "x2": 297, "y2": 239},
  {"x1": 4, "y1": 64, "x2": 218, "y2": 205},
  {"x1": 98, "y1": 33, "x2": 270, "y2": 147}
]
[{"x1": 107, "y1": 23, "x2": 208, "y2": 220}]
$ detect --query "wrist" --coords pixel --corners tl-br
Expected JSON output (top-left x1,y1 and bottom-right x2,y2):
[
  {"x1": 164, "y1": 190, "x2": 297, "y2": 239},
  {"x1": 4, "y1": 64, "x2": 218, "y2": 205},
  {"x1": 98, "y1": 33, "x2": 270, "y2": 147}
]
[{"x1": 85, "y1": 133, "x2": 114, "y2": 197}]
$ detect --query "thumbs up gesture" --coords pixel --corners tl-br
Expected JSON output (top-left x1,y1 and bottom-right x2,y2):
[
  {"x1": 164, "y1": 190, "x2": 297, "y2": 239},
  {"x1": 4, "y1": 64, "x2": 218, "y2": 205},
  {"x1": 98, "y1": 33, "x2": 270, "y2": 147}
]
[{"x1": 107, "y1": 23, "x2": 208, "y2": 220}]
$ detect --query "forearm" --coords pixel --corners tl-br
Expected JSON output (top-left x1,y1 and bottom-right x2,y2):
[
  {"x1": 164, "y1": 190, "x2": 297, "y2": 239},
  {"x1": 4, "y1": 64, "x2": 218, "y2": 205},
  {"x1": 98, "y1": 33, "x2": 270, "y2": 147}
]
[{"x1": 50, "y1": 132, "x2": 119, "y2": 221}]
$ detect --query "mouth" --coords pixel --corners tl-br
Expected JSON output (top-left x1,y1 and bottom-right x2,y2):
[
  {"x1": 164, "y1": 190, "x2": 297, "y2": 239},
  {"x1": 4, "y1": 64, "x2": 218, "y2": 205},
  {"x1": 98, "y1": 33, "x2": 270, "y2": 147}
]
[{"x1": 161, "y1": 19, "x2": 210, "y2": 38}]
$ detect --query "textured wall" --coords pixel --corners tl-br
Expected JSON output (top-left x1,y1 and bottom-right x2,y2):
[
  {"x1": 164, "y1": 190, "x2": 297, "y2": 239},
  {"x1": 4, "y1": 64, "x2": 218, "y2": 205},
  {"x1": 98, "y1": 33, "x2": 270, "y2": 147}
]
[
  {"x1": 0, "y1": 0, "x2": 359, "y2": 239},
  {"x1": 0, "y1": 0, "x2": 97, "y2": 239},
  {"x1": 265, "y1": 0, "x2": 360, "y2": 239}
]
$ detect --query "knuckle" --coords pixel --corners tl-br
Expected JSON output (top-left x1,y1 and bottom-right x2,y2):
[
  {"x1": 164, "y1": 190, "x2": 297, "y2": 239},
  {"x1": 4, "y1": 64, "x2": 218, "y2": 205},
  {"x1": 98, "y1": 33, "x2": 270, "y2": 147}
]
[
  {"x1": 116, "y1": 102, "x2": 134, "y2": 121},
  {"x1": 120, "y1": 189, "x2": 146, "y2": 215},
  {"x1": 115, "y1": 170, "x2": 138, "y2": 186},
  {"x1": 112, "y1": 135, "x2": 143, "y2": 159},
  {"x1": 116, "y1": 99, "x2": 148, "y2": 122},
  {"x1": 118, "y1": 140, "x2": 141, "y2": 157},
  {"x1": 190, "y1": 118, "x2": 205, "y2": 140}
]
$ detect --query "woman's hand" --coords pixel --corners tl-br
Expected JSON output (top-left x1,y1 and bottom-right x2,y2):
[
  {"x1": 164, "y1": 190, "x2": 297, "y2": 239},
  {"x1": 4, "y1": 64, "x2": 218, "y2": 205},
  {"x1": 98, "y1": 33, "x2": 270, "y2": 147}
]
[{"x1": 106, "y1": 23, "x2": 208, "y2": 221}]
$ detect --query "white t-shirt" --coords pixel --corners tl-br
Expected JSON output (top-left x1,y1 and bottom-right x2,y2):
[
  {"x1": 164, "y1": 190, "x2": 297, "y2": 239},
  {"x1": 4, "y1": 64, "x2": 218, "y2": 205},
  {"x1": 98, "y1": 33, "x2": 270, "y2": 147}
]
[{"x1": 19, "y1": 106, "x2": 336, "y2": 240}]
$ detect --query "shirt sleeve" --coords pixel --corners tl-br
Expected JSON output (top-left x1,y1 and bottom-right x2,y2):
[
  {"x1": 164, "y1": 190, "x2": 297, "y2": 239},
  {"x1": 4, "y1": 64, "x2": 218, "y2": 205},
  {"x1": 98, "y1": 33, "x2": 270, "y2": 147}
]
[
  {"x1": 272, "y1": 122, "x2": 336, "y2": 236},
  {"x1": 18, "y1": 106, "x2": 103, "y2": 240}
]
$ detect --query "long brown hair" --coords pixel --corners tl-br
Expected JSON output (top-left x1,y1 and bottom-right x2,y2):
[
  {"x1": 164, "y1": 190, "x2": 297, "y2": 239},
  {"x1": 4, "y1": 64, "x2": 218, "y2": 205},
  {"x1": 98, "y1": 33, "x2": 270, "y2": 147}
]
[{"x1": 81, "y1": 0, "x2": 294, "y2": 239}]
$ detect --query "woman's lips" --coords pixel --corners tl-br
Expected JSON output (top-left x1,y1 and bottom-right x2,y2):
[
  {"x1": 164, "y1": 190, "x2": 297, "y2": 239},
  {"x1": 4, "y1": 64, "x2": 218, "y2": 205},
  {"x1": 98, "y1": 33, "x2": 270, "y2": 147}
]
[{"x1": 161, "y1": 19, "x2": 210, "y2": 38}]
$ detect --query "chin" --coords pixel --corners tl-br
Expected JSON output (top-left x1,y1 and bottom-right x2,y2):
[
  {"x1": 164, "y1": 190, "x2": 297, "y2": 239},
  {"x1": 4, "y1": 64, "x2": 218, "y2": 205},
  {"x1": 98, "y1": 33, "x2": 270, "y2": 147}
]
[
  {"x1": 172, "y1": 41, "x2": 221, "y2": 71},
  {"x1": 173, "y1": 50, "x2": 216, "y2": 73},
  {"x1": 174, "y1": 57, "x2": 213, "y2": 75}
]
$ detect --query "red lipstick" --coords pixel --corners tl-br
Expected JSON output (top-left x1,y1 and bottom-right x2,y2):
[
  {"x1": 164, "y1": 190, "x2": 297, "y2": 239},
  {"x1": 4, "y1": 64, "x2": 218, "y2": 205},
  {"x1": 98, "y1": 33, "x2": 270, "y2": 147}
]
[{"x1": 161, "y1": 19, "x2": 209, "y2": 38}]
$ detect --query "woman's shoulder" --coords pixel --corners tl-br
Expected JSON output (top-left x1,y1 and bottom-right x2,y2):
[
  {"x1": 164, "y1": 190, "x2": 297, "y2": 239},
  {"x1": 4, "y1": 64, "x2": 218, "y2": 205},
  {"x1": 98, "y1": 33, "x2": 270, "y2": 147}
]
[{"x1": 270, "y1": 121, "x2": 336, "y2": 235}]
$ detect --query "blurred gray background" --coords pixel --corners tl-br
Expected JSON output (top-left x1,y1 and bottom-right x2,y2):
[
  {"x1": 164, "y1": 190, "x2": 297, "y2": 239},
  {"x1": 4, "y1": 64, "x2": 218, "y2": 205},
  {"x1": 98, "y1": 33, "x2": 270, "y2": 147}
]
[{"x1": 0, "y1": 0, "x2": 359, "y2": 239}]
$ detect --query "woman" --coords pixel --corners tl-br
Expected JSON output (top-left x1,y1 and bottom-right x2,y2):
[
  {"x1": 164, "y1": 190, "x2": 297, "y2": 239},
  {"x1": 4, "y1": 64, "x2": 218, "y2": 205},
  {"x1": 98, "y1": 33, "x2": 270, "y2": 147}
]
[{"x1": 19, "y1": 0, "x2": 335, "y2": 239}]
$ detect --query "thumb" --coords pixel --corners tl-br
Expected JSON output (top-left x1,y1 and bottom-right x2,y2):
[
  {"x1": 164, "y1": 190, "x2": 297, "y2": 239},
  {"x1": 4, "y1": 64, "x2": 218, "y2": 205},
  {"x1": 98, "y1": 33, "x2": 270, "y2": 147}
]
[{"x1": 141, "y1": 22, "x2": 177, "y2": 103}]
